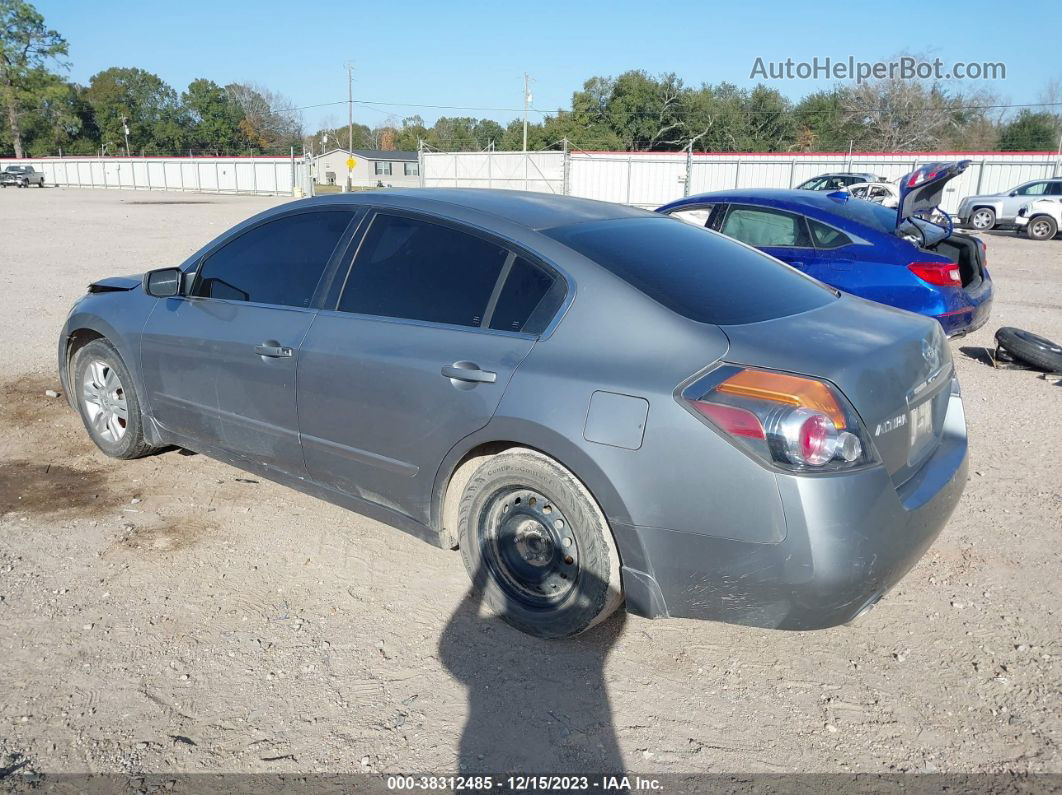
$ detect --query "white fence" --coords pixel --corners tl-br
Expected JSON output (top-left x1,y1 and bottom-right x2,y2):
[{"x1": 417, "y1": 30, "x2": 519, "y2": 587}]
[
  {"x1": 422, "y1": 150, "x2": 1062, "y2": 213},
  {"x1": 0, "y1": 155, "x2": 302, "y2": 196}
]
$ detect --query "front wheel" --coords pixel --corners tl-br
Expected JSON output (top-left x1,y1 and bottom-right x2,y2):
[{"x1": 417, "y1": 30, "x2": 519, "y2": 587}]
[
  {"x1": 457, "y1": 449, "x2": 623, "y2": 639},
  {"x1": 969, "y1": 208, "x2": 995, "y2": 230},
  {"x1": 73, "y1": 339, "x2": 156, "y2": 459},
  {"x1": 1026, "y1": 215, "x2": 1058, "y2": 241}
]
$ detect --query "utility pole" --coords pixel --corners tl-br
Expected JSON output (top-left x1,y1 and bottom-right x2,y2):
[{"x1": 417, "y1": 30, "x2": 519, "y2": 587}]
[
  {"x1": 346, "y1": 62, "x2": 354, "y2": 192},
  {"x1": 121, "y1": 116, "x2": 131, "y2": 157},
  {"x1": 522, "y1": 72, "x2": 530, "y2": 153}
]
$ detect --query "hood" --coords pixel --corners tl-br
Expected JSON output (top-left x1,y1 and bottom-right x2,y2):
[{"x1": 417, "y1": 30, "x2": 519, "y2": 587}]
[
  {"x1": 88, "y1": 273, "x2": 143, "y2": 293},
  {"x1": 896, "y1": 160, "x2": 971, "y2": 228}
]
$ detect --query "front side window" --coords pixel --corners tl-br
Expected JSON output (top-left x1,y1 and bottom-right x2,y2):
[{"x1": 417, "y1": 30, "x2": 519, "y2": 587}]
[
  {"x1": 338, "y1": 214, "x2": 508, "y2": 327},
  {"x1": 1016, "y1": 182, "x2": 1047, "y2": 196},
  {"x1": 375, "y1": 161, "x2": 392, "y2": 176},
  {"x1": 720, "y1": 205, "x2": 811, "y2": 248},
  {"x1": 404, "y1": 161, "x2": 419, "y2": 177},
  {"x1": 1047, "y1": 181, "x2": 1062, "y2": 196},
  {"x1": 667, "y1": 205, "x2": 714, "y2": 227},
  {"x1": 192, "y1": 211, "x2": 354, "y2": 307}
]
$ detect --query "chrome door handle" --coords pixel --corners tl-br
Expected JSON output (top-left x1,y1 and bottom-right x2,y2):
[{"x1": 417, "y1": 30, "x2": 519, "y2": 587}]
[
  {"x1": 441, "y1": 362, "x2": 496, "y2": 384},
  {"x1": 255, "y1": 343, "x2": 292, "y2": 358}
]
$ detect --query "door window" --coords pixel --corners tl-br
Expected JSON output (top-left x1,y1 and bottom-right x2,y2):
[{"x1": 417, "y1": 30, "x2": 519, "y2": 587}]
[
  {"x1": 339, "y1": 214, "x2": 509, "y2": 328},
  {"x1": 667, "y1": 206, "x2": 714, "y2": 227},
  {"x1": 488, "y1": 257, "x2": 561, "y2": 334},
  {"x1": 192, "y1": 211, "x2": 354, "y2": 307},
  {"x1": 721, "y1": 206, "x2": 811, "y2": 248},
  {"x1": 1015, "y1": 182, "x2": 1048, "y2": 196},
  {"x1": 1047, "y1": 182, "x2": 1062, "y2": 196}
]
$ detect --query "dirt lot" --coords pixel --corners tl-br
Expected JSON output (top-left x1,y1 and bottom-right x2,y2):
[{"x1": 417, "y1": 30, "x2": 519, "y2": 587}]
[{"x1": 1, "y1": 188, "x2": 1060, "y2": 778}]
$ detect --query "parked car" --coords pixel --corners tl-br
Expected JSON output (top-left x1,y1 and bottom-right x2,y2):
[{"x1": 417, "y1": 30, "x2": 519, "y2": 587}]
[
  {"x1": 658, "y1": 161, "x2": 992, "y2": 337},
  {"x1": 0, "y1": 165, "x2": 45, "y2": 188},
  {"x1": 956, "y1": 177, "x2": 1062, "y2": 231},
  {"x1": 1014, "y1": 198, "x2": 1061, "y2": 240},
  {"x1": 59, "y1": 190, "x2": 968, "y2": 638},
  {"x1": 796, "y1": 172, "x2": 886, "y2": 191},
  {"x1": 846, "y1": 180, "x2": 900, "y2": 208}
]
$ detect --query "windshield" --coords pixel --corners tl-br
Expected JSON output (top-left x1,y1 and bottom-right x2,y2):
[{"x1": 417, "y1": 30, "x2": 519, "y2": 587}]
[{"x1": 546, "y1": 216, "x2": 835, "y2": 325}]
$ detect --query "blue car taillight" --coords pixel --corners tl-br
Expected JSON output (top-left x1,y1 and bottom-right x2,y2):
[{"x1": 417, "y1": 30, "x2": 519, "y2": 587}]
[{"x1": 681, "y1": 365, "x2": 876, "y2": 473}]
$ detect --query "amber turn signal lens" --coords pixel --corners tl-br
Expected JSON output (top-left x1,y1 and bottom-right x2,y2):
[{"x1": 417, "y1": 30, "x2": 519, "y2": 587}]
[{"x1": 715, "y1": 369, "x2": 846, "y2": 429}]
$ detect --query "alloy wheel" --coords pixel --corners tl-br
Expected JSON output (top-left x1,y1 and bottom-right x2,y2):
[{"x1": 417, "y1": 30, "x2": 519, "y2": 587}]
[
  {"x1": 971, "y1": 210, "x2": 993, "y2": 230},
  {"x1": 82, "y1": 360, "x2": 128, "y2": 442}
]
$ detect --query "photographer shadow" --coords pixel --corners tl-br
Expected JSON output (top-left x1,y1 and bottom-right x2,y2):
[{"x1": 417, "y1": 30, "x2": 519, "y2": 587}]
[{"x1": 437, "y1": 564, "x2": 628, "y2": 776}]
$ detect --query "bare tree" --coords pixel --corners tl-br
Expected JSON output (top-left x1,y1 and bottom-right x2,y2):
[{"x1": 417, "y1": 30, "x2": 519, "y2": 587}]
[{"x1": 226, "y1": 82, "x2": 303, "y2": 153}]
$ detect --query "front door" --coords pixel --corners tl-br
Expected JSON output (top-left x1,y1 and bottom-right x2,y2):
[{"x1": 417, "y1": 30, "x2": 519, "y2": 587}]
[
  {"x1": 297, "y1": 212, "x2": 563, "y2": 523},
  {"x1": 141, "y1": 207, "x2": 357, "y2": 475}
]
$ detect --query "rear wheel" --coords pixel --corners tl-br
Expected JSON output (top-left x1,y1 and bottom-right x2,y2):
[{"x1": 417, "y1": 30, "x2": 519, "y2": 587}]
[
  {"x1": 1026, "y1": 215, "x2": 1058, "y2": 241},
  {"x1": 457, "y1": 449, "x2": 622, "y2": 639},
  {"x1": 969, "y1": 208, "x2": 995, "y2": 230},
  {"x1": 73, "y1": 339, "x2": 156, "y2": 459}
]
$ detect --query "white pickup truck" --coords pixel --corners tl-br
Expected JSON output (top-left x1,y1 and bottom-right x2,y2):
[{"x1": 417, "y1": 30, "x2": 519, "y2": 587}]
[{"x1": 1015, "y1": 199, "x2": 1062, "y2": 241}]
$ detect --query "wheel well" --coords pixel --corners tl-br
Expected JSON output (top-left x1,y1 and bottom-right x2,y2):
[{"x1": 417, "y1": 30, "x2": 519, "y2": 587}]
[
  {"x1": 438, "y1": 441, "x2": 521, "y2": 549},
  {"x1": 67, "y1": 328, "x2": 105, "y2": 365}
]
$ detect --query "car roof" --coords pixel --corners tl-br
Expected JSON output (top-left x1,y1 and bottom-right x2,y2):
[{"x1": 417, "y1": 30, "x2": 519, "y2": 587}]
[
  {"x1": 298, "y1": 188, "x2": 650, "y2": 231},
  {"x1": 678, "y1": 187, "x2": 871, "y2": 211}
]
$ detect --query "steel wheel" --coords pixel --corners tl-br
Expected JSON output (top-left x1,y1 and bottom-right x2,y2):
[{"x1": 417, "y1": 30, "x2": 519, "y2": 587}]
[
  {"x1": 81, "y1": 359, "x2": 128, "y2": 443},
  {"x1": 478, "y1": 486, "x2": 581, "y2": 608},
  {"x1": 970, "y1": 208, "x2": 994, "y2": 230}
]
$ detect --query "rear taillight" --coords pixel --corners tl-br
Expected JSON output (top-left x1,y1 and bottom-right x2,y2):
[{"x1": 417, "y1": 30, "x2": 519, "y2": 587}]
[
  {"x1": 908, "y1": 261, "x2": 961, "y2": 287},
  {"x1": 682, "y1": 366, "x2": 874, "y2": 473}
]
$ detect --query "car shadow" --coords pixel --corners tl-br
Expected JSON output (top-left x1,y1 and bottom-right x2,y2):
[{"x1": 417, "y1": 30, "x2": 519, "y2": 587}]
[{"x1": 437, "y1": 563, "x2": 628, "y2": 776}]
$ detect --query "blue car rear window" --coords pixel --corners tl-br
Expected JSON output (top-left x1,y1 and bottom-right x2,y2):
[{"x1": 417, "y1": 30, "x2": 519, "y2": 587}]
[{"x1": 546, "y1": 216, "x2": 835, "y2": 325}]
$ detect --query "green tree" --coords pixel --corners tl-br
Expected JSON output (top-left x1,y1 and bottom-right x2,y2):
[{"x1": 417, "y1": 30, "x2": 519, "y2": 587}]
[
  {"x1": 0, "y1": 0, "x2": 68, "y2": 157},
  {"x1": 85, "y1": 67, "x2": 186, "y2": 155},
  {"x1": 11, "y1": 69, "x2": 96, "y2": 155},
  {"x1": 997, "y1": 110, "x2": 1058, "y2": 151},
  {"x1": 182, "y1": 78, "x2": 244, "y2": 154}
]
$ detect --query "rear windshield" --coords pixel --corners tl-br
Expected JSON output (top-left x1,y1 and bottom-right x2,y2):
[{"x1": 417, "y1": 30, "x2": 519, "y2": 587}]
[
  {"x1": 546, "y1": 216, "x2": 834, "y2": 325},
  {"x1": 828, "y1": 197, "x2": 897, "y2": 233}
]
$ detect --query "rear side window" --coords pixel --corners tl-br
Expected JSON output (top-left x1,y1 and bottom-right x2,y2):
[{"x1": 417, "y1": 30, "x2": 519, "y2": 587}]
[
  {"x1": 808, "y1": 218, "x2": 852, "y2": 249},
  {"x1": 488, "y1": 257, "x2": 560, "y2": 333},
  {"x1": 339, "y1": 214, "x2": 508, "y2": 327},
  {"x1": 546, "y1": 216, "x2": 834, "y2": 325},
  {"x1": 721, "y1": 206, "x2": 811, "y2": 248},
  {"x1": 193, "y1": 210, "x2": 353, "y2": 307}
]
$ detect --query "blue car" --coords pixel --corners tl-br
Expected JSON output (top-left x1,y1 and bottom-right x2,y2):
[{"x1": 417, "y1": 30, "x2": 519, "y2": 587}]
[{"x1": 657, "y1": 161, "x2": 992, "y2": 337}]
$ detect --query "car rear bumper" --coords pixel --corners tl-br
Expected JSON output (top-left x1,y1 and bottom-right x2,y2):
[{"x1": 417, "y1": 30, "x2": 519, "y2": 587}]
[{"x1": 617, "y1": 392, "x2": 968, "y2": 630}]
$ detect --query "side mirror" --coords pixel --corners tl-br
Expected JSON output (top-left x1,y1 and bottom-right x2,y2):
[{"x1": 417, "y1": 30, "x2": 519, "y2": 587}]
[{"x1": 143, "y1": 267, "x2": 183, "y2": 298}]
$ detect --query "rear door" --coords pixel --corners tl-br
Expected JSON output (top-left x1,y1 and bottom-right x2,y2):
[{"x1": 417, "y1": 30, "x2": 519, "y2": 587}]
[
  {"x1": 141, "y1": 207, "x2": 358, "y2": 474},
  {"x1": 296, "y1": 211, "x2": 566, "y2": 522},
  {"x1": 719, "y1": 204, "x2": 821, "y2": 276}
]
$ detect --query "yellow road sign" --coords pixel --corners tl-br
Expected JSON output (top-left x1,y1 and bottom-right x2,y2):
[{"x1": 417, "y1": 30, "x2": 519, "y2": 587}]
[{"x1": 346, "y1": 157, "x2": 356, "y2": 170}]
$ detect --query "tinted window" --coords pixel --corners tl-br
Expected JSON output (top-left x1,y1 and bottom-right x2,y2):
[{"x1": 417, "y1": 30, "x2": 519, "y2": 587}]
[
  {"x1": 721, "y1": 206, "x2": 810, "y2": 247},
  {"x1": 808, "y1": 218, "x2": 852, "y2": 249},
  {"x1": 489, "y1": 257, "x2": 558, "y2": 333},
  {"x1": 193, "y1": 211, "x2": 353, "y2": 307},
  {"x1": 339, "y1": 214, "x2": 508, "y2": 327},
  {"x1": 1048, "y1": 182, "x2": 1062, "y2": 196},
  {"x1": 546, "y1": 217, "x2": 834, "y2": 325}
]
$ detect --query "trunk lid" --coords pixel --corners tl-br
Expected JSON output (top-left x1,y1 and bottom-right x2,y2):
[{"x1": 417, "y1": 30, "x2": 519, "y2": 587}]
[{"x1": 719, "y1": 295, "x2": 952, "y2": 486}]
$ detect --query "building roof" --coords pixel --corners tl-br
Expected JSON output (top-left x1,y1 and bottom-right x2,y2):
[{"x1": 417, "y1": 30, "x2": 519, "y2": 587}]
[{"x1": 315, "y1": 148, "x2": 418, "y2": 161}]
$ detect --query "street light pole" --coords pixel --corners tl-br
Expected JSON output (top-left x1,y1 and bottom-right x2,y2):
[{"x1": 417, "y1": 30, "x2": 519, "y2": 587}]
[
  {"x1": 522, "y1": 72, "x2": 530, "y2": 153},
  {"x1": 346, "y1": 62, "x2": 354, "y2": 192},
  {"x1": 121, "y1": 116, "x2": 131, "y2": 157}
]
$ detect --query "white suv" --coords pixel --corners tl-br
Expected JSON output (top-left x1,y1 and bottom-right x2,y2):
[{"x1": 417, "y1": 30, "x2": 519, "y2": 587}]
[{"x1": 1014, "y1": 199, "x2": 1061, "y2": 241}]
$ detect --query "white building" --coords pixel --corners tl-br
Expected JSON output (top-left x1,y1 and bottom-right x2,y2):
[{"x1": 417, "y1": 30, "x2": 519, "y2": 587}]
[{"x1": 312, "y1": 149, "x2": 419, "y2": 188}]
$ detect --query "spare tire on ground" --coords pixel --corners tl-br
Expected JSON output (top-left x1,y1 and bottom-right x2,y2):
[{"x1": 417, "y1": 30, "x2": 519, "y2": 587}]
[{"x1": 995, "y1": 327, "x2": 1062, "y2": 373}]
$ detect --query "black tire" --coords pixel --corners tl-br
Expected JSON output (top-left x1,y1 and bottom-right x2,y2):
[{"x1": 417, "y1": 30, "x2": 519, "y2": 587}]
[
  {"x1": 457, "y1": 448, "x2": 622, "y2": 639},
  {"x1": 995, "y1": 327, "x2": 1062, "y2": 372},
  {"x1": 72, "y1": 339, "x2": 156, "y2": 459},
  {"x1": 969, "y1": 207, "x2": 995, "y2": 231},
  {"x1": 1025, "y1": 214, "x2": 1058, "y2": 241}
]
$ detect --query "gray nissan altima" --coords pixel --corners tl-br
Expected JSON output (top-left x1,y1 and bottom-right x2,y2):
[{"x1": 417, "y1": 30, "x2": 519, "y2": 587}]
[{"x1": 58, "y1": 190, "x2": 967, "y2": 638}]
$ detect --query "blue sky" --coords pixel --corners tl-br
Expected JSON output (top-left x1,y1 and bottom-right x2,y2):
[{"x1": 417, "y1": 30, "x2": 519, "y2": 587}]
[{"x1": 37, "y1": 0, "x2": 1059, "y2": 131}]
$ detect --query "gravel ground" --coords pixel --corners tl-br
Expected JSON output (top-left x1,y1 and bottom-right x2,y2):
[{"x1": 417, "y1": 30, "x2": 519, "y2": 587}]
[{"x1": 1, "y1": 188, "x2": 1060, "y2": 779}]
